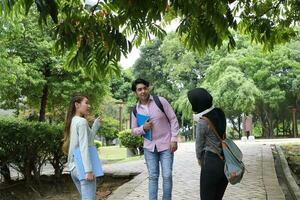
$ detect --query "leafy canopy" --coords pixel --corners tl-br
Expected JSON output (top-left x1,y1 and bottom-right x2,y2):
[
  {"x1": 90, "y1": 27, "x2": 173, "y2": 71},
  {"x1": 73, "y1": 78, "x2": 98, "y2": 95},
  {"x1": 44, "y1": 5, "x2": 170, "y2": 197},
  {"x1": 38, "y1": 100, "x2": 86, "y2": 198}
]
[{"x1": 1, "y1": 0, "x2": 299, "y2": 76}]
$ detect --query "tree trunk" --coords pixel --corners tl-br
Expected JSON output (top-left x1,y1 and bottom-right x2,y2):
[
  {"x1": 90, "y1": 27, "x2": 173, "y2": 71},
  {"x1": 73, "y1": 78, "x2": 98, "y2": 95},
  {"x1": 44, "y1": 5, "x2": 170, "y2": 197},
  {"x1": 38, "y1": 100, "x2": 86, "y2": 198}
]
[
  {"x1": 39, "y1": 65, "x2": 51, "y2": 122},
  {"x1": 228, "y1": 117, "x2": 239, "y2": 136},
  {"x1": 292, "y1": 108, "x2": 297, "y2": 138},
  {"x1": 267, "y1": 112, "x2": 274, "y2": 138},
  {"x1": 296, "y1": 99, "x2": 299, "y2": 136},
  {"x1": 288, "y1": 120, "x2": 292, "y2": 136},
  {"x1": 237, "y1": 115, "x2": 241, "y2": 139},
  {"x1": 52, "y1": 152, "x2": 62, "y2": 178},
  {"x1": 0, "y1": 163, "x2": 12, "y2": 183},
  {"x1": 259, "y1": 114, "x2": 268, "y2": 138},
  {"x1": 39, "y1": 84, "x2": 48, "y2": 122},
  {"x1": 24, "y1": 159, "x2": 33, "y2": 184},
  {"x1": 282, "y1": 120, "x2": 285, "y2": 136},
  {"x1": 296, "y1": 114, "x2": 298, "y2": 137}
]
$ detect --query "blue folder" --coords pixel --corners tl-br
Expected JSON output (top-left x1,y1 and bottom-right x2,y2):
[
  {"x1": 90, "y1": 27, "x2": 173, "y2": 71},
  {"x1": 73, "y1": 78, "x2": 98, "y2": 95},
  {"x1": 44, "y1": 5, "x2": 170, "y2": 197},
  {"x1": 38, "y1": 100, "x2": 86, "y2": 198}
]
[
  {"x1": 73, "y1": 146, "x2": 104, "y2": 180},
  {"x1": 136, "y1": 113, "x2": 152, "y2": 141}
]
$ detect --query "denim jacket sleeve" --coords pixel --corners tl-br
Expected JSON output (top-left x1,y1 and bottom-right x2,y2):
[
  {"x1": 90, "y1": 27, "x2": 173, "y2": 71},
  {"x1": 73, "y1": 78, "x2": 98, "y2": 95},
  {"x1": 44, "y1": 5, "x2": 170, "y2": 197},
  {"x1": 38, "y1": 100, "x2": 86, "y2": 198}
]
[{"x1": 195, "y1": 119, "x2": 208, "y2": 161}]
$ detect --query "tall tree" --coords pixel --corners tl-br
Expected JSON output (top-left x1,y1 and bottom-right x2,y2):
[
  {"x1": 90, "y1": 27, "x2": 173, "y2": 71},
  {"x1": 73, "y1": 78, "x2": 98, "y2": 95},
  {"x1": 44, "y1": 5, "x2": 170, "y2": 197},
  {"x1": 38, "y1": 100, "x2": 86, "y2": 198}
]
[
  {"x1": 202, "y1": 35, "x2": 300, "y2": 138},
  {"x1": 133, "y1": 39, "x2": 168, "y2": 95},
  {"x1": 0, "y1": 11, "x2": 109, "y2": 121},
  {"x1": 110, "y1": 69, "x2": 133, "y2": 102},
  {"x1": 0, "y1": 45, "x2": 27, "y2": 114},
  {"x1": 133, "y1": 33, "x2": 211, "y2": 102}
]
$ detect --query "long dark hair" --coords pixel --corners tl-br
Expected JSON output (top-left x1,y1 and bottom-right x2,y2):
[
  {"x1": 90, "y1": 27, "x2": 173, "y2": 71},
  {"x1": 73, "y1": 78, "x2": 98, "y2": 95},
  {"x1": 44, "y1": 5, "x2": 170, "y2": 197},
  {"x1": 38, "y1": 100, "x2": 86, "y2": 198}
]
[
  {"x1": 62, "y1": 95, "x2": 88, "y2": 155},
  {"x1": 204, "y1": 108, "x2": 226, "y2": 138}
]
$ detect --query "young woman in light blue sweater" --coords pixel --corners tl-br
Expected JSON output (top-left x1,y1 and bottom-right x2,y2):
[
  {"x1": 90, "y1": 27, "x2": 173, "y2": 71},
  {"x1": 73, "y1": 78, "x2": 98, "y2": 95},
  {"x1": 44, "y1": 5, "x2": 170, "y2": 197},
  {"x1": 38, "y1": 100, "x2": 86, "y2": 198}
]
[{"x1": 63, "y1": 95, "x2": 100, "y2": 200}]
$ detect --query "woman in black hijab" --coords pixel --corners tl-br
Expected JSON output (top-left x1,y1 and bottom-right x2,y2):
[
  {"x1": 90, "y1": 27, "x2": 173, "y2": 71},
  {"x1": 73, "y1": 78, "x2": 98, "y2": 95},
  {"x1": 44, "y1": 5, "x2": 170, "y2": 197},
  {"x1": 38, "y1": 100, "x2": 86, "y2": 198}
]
[{"x1": 187, "y1": 88, "x2": 228, "y2": 200}]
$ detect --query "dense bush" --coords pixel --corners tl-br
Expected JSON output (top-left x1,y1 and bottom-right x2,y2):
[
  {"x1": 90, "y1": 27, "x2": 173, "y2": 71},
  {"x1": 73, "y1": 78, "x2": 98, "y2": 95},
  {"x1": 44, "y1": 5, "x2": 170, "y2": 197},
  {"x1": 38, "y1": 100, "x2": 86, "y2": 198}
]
[
  {"x1": 0, "y1": 117, "x2": 66, "y2": 183},
  {"x1": 94, "y1": 140, "x2": 103, "y2": 149},
  {"x1": 99, "y1": 117, "x2": 119, "y2": 145},
  {"x1": 118, "y1": 129, "x2": 143, "y2": 149}
]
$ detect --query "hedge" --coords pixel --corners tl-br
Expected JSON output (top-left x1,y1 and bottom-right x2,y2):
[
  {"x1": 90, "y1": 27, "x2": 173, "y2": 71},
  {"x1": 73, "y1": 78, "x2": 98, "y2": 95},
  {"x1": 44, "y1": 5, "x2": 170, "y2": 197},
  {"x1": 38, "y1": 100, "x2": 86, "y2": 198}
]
[{"x1": 0, "y1": 117, "x2": 66, "y2": 183}]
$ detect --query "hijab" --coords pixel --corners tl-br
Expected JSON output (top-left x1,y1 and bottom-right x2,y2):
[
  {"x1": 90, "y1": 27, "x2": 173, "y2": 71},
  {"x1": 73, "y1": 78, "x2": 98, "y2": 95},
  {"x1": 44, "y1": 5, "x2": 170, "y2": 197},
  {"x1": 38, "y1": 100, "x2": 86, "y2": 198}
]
[{"x1": 187, "y1": 88, "x2": 226, "y2": 137}]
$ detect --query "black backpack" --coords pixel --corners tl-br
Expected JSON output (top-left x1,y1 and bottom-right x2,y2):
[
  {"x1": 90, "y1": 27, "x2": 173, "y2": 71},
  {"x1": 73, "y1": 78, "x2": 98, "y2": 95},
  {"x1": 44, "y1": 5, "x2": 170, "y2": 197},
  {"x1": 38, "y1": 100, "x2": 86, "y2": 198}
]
[{"x1": 132, "y1": 95, "x2": 169, "y2": 123}]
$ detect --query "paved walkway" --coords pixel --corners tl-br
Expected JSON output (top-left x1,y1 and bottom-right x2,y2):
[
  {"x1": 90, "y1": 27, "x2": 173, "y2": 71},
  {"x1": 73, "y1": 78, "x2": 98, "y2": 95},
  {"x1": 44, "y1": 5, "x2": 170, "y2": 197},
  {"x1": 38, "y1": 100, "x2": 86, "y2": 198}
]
[{"x1": 105, "y1": 139, "x2": 300, "y2": 200}]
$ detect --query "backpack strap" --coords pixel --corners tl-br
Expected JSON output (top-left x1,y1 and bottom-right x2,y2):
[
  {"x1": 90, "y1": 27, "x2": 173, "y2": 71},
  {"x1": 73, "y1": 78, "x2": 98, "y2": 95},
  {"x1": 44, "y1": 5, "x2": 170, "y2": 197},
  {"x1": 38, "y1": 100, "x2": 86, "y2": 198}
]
[
  {"x1": 153, "y1": 95, "x2": 170, "y2": 123},
  {"x1": 132, "y1": 105, "x2": 137, "y2": 118},
  {"x1": 131, "y1": 96, "x2": 170, "y2": 122},
  {"x1": 153, "y1": 95, "x2": 165, "y2": 114},
  {"x1": 201, "y1": 116, "x2": 225, "y2": 161},
  {"x1": 129, "y1": 105, "x2": 137, "y2": 129},
  {"x1": 202, "y1": 117, "x2": 226, "y2": 140}
]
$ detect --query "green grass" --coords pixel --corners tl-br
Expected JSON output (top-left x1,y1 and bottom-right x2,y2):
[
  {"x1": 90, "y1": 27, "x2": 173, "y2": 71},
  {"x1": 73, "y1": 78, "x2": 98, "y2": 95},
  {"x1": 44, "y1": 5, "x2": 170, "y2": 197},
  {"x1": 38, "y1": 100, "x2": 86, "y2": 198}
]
[
  {"x1": 280, "y1": 143, "x2": 300, "y2": 182},
  {"x1": 99, "y1": 146, "x2": 127, "y2": 160},
  {"x1": 98, "y1": 146, "x2": 143, "y2": 163}
]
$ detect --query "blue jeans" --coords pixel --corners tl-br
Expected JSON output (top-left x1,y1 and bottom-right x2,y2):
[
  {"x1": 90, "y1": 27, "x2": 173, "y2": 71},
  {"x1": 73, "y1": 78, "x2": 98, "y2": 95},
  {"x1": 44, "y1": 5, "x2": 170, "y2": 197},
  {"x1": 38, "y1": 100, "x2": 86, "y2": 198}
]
[
  {"x1": 144, "y1": 147, "x2": 174, "y2": 200},
  {"x1": 70, "y1": 167, "x2": 96, "y2": 200}
]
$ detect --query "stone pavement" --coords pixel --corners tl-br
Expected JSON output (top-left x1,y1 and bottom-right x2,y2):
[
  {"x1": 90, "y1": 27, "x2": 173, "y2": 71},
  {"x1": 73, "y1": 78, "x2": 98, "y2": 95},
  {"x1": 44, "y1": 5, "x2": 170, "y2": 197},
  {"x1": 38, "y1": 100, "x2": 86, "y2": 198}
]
[{"x1": 105, "y1": 139, "x2": 300, "y2": 200}]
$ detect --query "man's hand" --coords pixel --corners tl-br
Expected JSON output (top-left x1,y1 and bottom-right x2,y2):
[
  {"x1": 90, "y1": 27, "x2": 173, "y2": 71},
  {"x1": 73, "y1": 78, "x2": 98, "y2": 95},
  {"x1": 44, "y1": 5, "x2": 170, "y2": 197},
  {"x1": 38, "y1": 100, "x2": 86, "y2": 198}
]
[
  {"x1": 169, "y1": 142, "x2": 178, "y2": 153},
  {"x1": 143, "y1": 120, "x2": 152, "y2": 131},
  {"x1": 85, "y1": 172, "x2": 94, "y2": 181}
]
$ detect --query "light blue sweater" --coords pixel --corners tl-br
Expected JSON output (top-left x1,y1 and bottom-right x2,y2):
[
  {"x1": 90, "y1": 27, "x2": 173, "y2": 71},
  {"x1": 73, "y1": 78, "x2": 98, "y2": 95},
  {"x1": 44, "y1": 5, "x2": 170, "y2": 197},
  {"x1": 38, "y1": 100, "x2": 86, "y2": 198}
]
[{"x1": 67, "y1": 116, "x2": 100, "y2": 172}]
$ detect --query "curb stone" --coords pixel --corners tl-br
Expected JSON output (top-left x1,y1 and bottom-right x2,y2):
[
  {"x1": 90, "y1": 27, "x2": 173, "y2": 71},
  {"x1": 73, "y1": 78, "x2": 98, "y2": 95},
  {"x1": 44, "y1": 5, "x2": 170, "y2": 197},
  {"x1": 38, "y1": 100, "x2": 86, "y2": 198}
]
[
  {"x1": 276, "y1": 145, "x2": 300, "y2": 200},
  {"x1": 262, "y1": 145, "x2": 285, "y2": 200},
  {"x1": 106, "y1": 171, "x2": 148, "y2": 200}
]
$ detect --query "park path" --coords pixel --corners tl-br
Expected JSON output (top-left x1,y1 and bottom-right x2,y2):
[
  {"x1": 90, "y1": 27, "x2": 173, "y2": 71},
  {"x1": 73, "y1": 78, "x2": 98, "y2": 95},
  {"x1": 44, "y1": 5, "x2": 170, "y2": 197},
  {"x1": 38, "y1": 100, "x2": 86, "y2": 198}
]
[{"x1": 105, "y1": 139, "x2": 300, "y2": 200}]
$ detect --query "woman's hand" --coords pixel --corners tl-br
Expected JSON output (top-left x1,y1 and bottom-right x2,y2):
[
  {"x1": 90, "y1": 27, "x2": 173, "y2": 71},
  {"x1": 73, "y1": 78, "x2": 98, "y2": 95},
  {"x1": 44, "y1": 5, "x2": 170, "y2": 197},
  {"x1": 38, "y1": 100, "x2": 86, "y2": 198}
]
[
  {"x1": 85, "y1": 172, "x2": 94, "y2": 181},
  {"x1": 91, "y1": 117, "x2": 101, "y2": 129},
  {"x1": 94, "y1": 117, "x2": 101, "y2": 125}
]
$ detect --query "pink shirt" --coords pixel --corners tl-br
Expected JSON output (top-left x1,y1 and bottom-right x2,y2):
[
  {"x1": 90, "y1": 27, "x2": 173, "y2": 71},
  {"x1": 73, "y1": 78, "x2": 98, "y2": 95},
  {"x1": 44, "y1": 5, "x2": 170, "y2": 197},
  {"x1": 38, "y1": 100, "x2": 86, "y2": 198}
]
[{"x1": 131, "y1": 96, "x2": 179, "y2": 152}]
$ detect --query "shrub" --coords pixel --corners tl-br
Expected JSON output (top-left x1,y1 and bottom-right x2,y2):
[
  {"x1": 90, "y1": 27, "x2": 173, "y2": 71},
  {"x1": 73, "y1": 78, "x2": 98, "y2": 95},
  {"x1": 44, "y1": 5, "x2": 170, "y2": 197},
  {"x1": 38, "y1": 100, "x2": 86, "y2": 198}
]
[
  {"x1": 94, "y1": 140, "x2": 103, "y2": 149},
  {"x1": 0, "y1": 117, "x2": 66, "y2": 182},
  {"x1": 99, "y1": 117, "x2": 119, "y2": 145},
  {"x1": 253, "y1": 123, "x2": 263, "y2": 138},
  {"x1": 118, "y1": 129, "x2": 143, "y2": 149}
]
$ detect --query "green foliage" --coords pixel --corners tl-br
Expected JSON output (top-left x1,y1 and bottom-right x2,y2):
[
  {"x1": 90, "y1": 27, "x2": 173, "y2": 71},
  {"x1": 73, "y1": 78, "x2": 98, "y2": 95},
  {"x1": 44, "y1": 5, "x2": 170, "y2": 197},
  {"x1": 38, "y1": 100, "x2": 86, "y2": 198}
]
[
  {"x1": 99, "y1": 117, "x2": 119, "y2": 142},
  {"x1": 226, "y1": 128, "x2": 240, "y2": 139},
  {"x1": 110, "y1": 70, "x2": 133, "y2": 101},
  {"x1": 133, "y1": 33, "x2": 210, "y2": 104},
  {"x1": 132, "y1": 33, "x2": 216, "y2": 131},
  {"x1": 94, "y1": 139, "x2": 103, "y2": 149},
  {"x1": 204, "y1": 60, "x2": 261, "y2": 115},
  {"x1": 280, "y1": 144, "x2": 300, "y2": 178},
  {"x1": 237, "y1": 0, "x2": 298, "y2": 50},
  {"x1": 132, "y1": 39, "x2": 169, "y2": 97},
  {"x1": 2, "y1": 0, "x2": 299, "y2": 77},
  {"x1": 0, "y1": 117, "x2": 66, "y2": 182},
  {"x1": 0, "y1": 11, "x2": 110, "y2": 121},
  {"x1": 201, "y1": 35, "x2": 300, "y2": 137},
  {"x1": 118, "y1": 129, "x2": 143, "y2": 149},
  {"x1": 173, "y1": 90, "x2": 192, "y2": 121},
  {"x1": 252, "y1": 123, "x2": 263, "y2": 138}
]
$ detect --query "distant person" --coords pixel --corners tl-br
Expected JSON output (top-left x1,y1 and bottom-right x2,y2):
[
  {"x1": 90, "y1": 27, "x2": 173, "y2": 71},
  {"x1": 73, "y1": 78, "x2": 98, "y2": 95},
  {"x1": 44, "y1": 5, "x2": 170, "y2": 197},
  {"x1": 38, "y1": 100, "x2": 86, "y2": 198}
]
[
  {"x1": 187, "y1": 88, "x2": 228, "y2": 200},
  {"x1": 62, "y1": 95, "x2": 101, "y2": 200},
  {"x1": 131, "y1": 78, "x2": 179, "y2": 200},
  {"x1": 242, "y1": 114, "x2": 252, "y2": 139}
]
